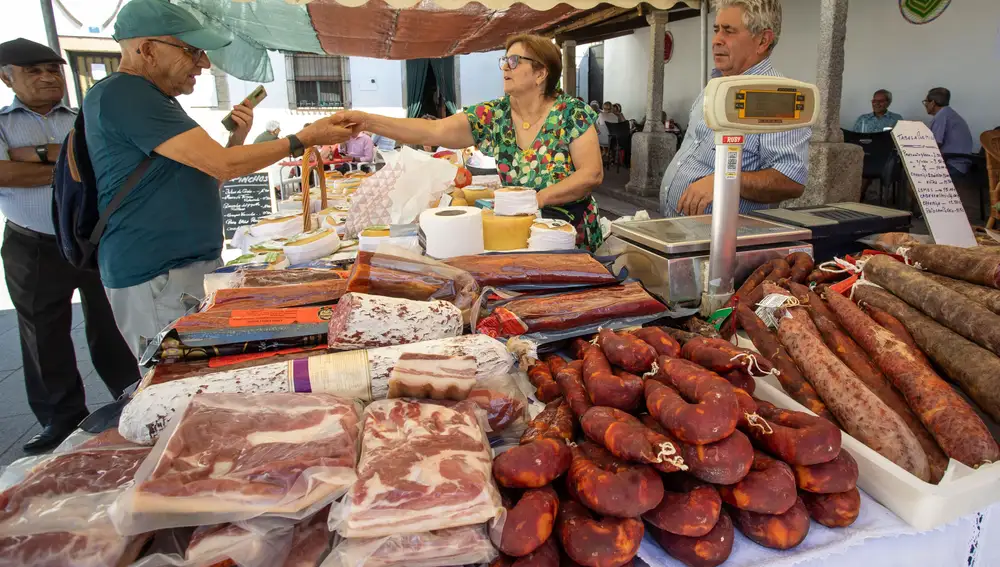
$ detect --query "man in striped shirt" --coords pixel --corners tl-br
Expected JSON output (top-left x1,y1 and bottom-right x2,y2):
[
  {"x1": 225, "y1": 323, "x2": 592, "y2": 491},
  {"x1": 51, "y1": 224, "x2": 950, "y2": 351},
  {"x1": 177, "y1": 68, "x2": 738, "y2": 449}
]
[{"x1": 660, "y1": 0, "x2": 811, "y2": 217}]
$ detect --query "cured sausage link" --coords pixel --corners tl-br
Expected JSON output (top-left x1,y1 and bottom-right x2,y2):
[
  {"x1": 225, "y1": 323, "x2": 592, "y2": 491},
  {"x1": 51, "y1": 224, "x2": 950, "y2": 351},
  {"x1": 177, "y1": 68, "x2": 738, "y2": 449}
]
[
  {"x1": 646, "y1": 357, "x2": 740, "y2": 445},
  {"x1": 862, "y1": 304, "x2": 933, "y2": 369},
  {"x1": 824, "y1": 289, "x2": 1000, "y2": 467}
]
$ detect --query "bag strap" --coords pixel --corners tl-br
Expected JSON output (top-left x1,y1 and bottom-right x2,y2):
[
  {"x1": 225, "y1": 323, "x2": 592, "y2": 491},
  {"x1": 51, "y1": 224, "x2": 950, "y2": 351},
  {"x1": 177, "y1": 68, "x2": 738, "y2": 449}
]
[{"x1": 89, "y1": 156, "x2": 154, "y2": 245}]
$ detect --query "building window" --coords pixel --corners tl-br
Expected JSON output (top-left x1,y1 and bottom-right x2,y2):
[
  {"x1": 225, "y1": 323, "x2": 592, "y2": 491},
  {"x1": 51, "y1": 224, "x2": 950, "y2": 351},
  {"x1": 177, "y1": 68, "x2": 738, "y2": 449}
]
[{"x1": 287, "y1": 54, "x2": 351, "y2": 109}]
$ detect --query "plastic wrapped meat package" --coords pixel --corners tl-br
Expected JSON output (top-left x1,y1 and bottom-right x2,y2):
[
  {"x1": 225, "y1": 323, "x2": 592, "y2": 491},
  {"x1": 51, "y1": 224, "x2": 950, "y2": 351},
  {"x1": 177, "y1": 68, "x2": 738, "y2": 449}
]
[
  {"x1": 0, "y1": 529, "x2": 150, "y2": 567},
  {"x1": 321, "y1": 525, "x2": 495, "y2": 567},
  {"x1": 203, "y1": 279, "x2": 349, "y2": 312},
  {"x1": 346, "y1": 246, "x2": 480, "y2": 314},
  {"x1": 330, "y1": 399, "x2": 501, "y2": 538},
  {"x1": 326, "y1": 293, "x2": 463, "y2": 351},
  {"x1": 444, "y1": 251, "x2": 617, "y2": 289},
  {"x1": 111, "y1": 392, "x2": 361, "y2": 534}
]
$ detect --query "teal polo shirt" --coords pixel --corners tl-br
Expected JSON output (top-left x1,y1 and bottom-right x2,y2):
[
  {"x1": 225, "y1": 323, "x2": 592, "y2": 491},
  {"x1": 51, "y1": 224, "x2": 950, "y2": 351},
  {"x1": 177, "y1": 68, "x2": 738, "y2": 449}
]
[{"x1": 84, "y1": 73, "x2": 222, "y2": 288}]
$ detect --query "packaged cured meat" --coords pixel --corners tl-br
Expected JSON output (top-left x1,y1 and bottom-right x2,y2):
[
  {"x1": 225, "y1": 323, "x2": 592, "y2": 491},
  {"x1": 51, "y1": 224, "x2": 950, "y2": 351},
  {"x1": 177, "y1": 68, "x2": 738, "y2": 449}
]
[
  {"x1": 169, "y1": 306, "x2": 336, "y2": 349},
  {"x1": 204, "y1": 267, "x2": 345, "y2": 296},
  {"x1": 433, "y1": 372, "x2": 529, "y2": 438},
  {"x1": 154, "y1": 335, "x2": 326, "y2": 364},
  {"x1": 331, "y1": 399, "x2": 501, "y2": 538},
  {"x1": 0, "y1": 529, "x2": 149, "y2": 567},
  {"x1": 112, "y1": 393, "x2": 361, "y2": 534},
  {"x1": 476, "y1": 282, "x2": 667, "y2": 339},
  {"x1": 0, "y1": 445, "x2": 151, "y2": 536},
  {"x1": 327, "y1": 293, "x2": 463, "y2": 350},
  {"x1": 122, "y1": 335, "x2": 514, "y2": 445},
  {"x1": 387, "y1": 353, "x2": 477, "y2": 400},
  {"x1": 203, "y1": 279, "x2": 349, "y2": 312},
  {"x1": 347, "y1": 247, "x2": 480, "y2": 314},
  {"x1": 132, "y1": 522, "x2": 295, "y2": 567},
  {"x1": 321, "y1": 524, "x2": 496, "y2": 567},
  {"x1": 444, "y1": 250, "x2": 617, "y2": 290}
]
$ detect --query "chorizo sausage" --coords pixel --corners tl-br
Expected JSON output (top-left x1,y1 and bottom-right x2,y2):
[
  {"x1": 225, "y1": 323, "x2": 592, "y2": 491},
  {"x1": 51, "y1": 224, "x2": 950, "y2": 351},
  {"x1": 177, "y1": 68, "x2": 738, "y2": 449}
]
[
  {"x1": 528, "y1": 359, "x2": 563, "y2": 403},
  {"x1": 721, "y1": 368, "x2": 755, "y2": 394},
  {"x1": 793, "y1": 450, "x2": 859, "y2": 494},
  {"x1": 648, "y1": 509, "x2": 734, "y2": 567},
  {"x1": 569, "y1": 339, "x2": 592, "y2": 361},
  {"x1": 729, "y1": 497, "x2": 810, "y2": 550},
  {"x1": 554, "y1": 360, "x2": 591, "y2": 420},
  {"x1": 786, "y1": 252, "x2": 815, "y2": 284},
  {"x1": 543, "y1": 353, "x2": 569, "y2": 375},
  {"x1": 597, "y1": 328, "x2": 657, "y2": 374},
  {"x1": 645, "y1": 357, "x2": 739, "y2": 444},
  {"x1": 511, "y1": 536, "x2": 560, "y2": 567},
  {"x1": 494, "y1": 439, "x2": 572, "y2": 488},
  {"x1": 681, "y1": 336, "x2": 774, "y2": 377},
  {"x1": 632, "y1": 327, "x2": 681, "y2": 357},
  {"x1": 742, "y1": 400, "x2": 841, "y2": 466},
  {"x1": 581, "y1": 406, "x2": 686, "y2": 472},
  {"x1": 641, "y1": 415, "x2": 753, "y2": 485},
  {"x1": 717, "y1": 451, "x2": 797, "y2": 515},
  {"x1": 735, "y1": 305, "x2": 835, "y2": 422},
  {"x1": 582, "y1": 345, "x2": 643, "y2": 411},
  {"x1": 825, "y1": 287, "x2": 1000, "y2": 468},
  {"x1": 499, "y1": 486, "x2": 560, "y2": 557},
  {"x1": 520, "y1": 398, "x2": 574, "y2": 444},
  {"x1": 566, "y1": 442, "x2": 664, "y2": 518},
  {"x1": 800, "y1": 487, "x2": 861, "y2": 528},
  {"x1": 807, "y1": 267, "x2": 847, "y2": 285},
  {"x1": 776, "y1": 305, "x2": 932, "y2": 482},
  {"x1": 558, "y1": 499, "x2": 643, "y2": 567},
  {"x1": 643, "y1": 475, "x2": 722, "y2": 537},
  {"x1": 863, "y1": 303, "x2": 933, "y2": 369}
]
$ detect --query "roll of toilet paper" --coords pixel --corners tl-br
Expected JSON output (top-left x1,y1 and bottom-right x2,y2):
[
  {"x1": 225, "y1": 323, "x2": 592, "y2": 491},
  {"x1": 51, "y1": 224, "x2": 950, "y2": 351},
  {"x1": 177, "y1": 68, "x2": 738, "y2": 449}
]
[
  {"x1": 419, "y1": 206, "x2": 485, "y2": 258},
  {"x1": 527, "y1": 219, "x2": 578, "y2": 251}
]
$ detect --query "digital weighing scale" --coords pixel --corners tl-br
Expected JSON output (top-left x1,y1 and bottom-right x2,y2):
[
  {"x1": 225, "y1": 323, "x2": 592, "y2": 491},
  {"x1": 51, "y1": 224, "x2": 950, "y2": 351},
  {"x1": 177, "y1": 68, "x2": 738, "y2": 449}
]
[{"x1": 598, "y1": 76, "x2": 820, "y2": 313}]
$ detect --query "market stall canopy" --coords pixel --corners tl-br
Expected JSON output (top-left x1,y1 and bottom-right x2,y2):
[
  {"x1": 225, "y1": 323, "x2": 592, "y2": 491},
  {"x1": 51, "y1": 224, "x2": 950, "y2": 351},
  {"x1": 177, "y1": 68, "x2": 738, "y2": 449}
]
[{"x1": 174, "y1": 0, "x2": 699, "y2": 81}]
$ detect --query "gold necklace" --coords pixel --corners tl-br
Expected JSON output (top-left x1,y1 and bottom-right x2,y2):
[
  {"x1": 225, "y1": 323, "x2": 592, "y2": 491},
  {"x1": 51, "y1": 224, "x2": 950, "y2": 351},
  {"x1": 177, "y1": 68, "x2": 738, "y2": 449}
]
[{"x1": 513, "y1": 99, "x2": 548, "y2": 130}]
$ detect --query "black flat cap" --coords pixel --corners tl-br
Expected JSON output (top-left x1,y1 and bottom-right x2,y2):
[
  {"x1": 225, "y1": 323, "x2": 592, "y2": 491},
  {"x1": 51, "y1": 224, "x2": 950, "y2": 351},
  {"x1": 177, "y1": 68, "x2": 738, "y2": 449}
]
[{"x1": 0, "y1": 38, "x2": 66, "y2": 67}]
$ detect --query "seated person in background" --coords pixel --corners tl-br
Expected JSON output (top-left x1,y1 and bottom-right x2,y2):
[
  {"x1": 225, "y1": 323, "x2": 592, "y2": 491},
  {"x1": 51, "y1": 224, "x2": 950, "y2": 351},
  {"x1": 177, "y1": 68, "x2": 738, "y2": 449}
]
[
  {"x1": 253, "y1": 119, "x2": 280, "y2": 143},
  {"x1": 852, "y1": 89, "x2": 901, "y2": 133},
  {"x1": 589, "y1": 100, "x2": 600, "y2": 113},
  {"x1": 612, "y1": 103, "x2": 626, "y2": 122},
  {"x1": 924, "y1": 87, "x2": 973, "y2": 177},
  {"x1": 336, "y1": 131, "x2": 375, "y2": 173},
  {"x1": 597, "y1": 101, "x2": 620, "y2": 149}
]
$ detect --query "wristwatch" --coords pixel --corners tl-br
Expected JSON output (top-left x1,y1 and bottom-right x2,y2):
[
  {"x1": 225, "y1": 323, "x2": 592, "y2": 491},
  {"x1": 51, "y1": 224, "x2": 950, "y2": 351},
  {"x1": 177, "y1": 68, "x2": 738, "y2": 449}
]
[
  {"x1": 287, "y1": 135, "x2": 305, "y2": 158},
  {"x1": 35, "y1": 145, "x2": 50, "y2": 164}
]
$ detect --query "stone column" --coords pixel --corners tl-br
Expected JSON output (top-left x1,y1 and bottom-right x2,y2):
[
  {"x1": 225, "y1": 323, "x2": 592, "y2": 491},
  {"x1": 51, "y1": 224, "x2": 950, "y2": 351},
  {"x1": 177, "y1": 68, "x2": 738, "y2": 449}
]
[
  {"x1": 626, "y1": 10, "x2": 677, "y2": 200},
  {"x1": 561, "y1": 40, "x2": 577, "y2": 97},
  {"x1": 784, "y1": 0, "x2": 864, "y2": 207}
]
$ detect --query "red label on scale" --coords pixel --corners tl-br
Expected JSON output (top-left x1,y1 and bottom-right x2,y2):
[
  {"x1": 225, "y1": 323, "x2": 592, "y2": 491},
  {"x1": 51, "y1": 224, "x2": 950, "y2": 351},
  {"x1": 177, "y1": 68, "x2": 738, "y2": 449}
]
[{"x1": 722, "y1": 135, "x2": 744, "y2": 144}]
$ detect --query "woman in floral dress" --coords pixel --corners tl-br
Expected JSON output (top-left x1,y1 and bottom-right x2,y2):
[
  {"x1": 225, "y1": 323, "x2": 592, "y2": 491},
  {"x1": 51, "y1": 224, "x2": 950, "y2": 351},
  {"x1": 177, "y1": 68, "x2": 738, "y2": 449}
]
[{"x1": 329, "y1": 34, "x2": 605, "y2": 251}]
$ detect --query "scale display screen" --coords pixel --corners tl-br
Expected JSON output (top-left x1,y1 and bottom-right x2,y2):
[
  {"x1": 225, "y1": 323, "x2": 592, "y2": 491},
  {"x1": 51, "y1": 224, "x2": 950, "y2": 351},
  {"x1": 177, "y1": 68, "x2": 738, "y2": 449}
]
[{"x1": 743, "y1": 91, "x2": 797, "y2": 119}]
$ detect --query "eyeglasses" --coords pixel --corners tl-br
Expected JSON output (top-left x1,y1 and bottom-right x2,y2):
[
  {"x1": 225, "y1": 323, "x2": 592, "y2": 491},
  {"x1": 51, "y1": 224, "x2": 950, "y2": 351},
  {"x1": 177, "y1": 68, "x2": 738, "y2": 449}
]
[
  {"x1": 498, "y1": 55, "x2": 537, "y2": 70},
  {"x1": 139, "y1": 39, "x2": 206, "y2": 62}
]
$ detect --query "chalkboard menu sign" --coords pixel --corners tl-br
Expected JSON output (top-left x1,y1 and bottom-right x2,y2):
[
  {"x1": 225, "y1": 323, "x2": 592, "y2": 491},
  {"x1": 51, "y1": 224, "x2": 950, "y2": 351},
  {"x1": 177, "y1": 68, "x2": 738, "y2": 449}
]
[{"x1": 221, "y1": 172, "x2": 272, "y2": 239}]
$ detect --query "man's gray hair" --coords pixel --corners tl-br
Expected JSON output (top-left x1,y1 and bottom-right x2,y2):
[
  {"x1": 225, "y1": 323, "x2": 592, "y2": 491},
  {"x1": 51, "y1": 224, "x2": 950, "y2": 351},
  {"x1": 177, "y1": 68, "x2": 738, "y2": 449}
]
[
  {"x1": 714, "y1": 0, "x2": 783, "y2": 52},
  {"x1": 874, "y1": 89, "x2": 893, "y2": 105},
  {"x1": 0, "y1": 65, "x2": 12, "y2": 80},
  {"x1": 927, "y1": 87, "x2": 950, "y2": 107}
]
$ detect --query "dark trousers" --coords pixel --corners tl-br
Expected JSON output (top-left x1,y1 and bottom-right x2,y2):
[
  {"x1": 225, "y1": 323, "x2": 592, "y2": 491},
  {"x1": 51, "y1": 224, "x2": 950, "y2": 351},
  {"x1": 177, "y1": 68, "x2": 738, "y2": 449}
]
[{"x1": 2, "y1": 223, "x2": 139, "y2": 428}]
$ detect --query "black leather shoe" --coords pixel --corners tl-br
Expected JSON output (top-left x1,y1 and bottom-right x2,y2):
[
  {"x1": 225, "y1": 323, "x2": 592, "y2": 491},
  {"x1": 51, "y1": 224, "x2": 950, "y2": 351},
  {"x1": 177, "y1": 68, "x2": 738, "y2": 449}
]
[{"x1": 22, "y1": 413, "x2": 89, "y2": 454}]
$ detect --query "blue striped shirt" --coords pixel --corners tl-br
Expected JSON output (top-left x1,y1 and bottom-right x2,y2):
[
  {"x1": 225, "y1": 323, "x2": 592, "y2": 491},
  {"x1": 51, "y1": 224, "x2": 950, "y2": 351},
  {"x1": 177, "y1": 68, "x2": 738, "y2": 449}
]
[
  {"x1": 0, "y1": 98, "x2": 76, "y2": 234},
  {"x1": 660, "y1": 58, "x2": 812, "y2": 217}
]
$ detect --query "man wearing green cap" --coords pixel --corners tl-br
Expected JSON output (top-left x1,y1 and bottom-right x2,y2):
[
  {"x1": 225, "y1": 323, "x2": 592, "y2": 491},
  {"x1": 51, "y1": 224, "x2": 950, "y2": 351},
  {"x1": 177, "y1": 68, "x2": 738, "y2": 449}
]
[{"x1": 86, "y1": 0, "x2": 352, "y2": 357}]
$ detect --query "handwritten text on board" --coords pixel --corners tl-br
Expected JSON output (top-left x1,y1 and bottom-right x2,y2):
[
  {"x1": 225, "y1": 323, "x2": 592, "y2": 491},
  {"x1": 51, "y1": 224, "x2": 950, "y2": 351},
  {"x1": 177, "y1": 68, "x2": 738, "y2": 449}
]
[{"x1": 221, "y1": 172, "x2": 272, "y2": 239}]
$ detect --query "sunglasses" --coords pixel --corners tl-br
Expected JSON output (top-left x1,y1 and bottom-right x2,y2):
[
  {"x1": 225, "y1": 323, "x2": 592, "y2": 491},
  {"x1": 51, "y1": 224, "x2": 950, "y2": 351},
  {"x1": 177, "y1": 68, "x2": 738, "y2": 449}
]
[
  {"x1": 140, "y1": 39, "x2": 206, "y2": 62},
  {"x1": 498, "y1": 54, "x2": 537, "y2": 70}
]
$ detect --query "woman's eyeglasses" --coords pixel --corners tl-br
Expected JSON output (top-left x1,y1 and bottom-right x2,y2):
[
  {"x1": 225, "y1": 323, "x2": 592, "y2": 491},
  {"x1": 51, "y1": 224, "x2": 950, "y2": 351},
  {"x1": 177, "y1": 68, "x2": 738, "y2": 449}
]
[
  {"x1": 140, "y1": 39, "x2": 206, "y2": 62},
  {"x1": 498, "y1": 55, "x2": 537, "y2": 70}
]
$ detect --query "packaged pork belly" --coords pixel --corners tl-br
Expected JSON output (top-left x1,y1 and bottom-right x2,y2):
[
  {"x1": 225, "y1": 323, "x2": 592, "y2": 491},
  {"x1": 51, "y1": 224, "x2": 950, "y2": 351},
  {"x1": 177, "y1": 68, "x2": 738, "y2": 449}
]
[
  {"x1": 321, "y1": 524, "x2": 496, "y2": 567},
  {"x1": 0, "y1": 528, "x2": 150, "y2": 567},
  {"x1": 111, "y1": 393, "x2": 361, "y2": 534},
  {"x1": 329, "y1": 399, "x2": 502, "y2": 538},
  {"x1": 120, "y1": 334, "x2": 514, "y2": 445}
]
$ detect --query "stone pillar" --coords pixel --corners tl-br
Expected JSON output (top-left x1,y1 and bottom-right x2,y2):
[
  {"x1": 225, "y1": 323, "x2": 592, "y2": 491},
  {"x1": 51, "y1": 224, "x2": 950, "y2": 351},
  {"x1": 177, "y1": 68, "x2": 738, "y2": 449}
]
[
  {"x1": 626, "y1": 10, "x2": 677, "y2": 199},
  {"x1": 785, "y1": 0, "x2": 864, "y2": 207},
  {"x1": 561, "y1": 40, "x2": 577, "y2": 97}
]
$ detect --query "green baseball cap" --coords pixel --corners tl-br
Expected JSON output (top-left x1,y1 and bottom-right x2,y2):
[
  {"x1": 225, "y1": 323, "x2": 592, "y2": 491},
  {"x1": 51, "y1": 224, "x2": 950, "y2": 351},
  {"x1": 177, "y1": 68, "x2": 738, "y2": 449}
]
[{"x1": 113, "y1": 0, "x2": 232, "y2": 51}]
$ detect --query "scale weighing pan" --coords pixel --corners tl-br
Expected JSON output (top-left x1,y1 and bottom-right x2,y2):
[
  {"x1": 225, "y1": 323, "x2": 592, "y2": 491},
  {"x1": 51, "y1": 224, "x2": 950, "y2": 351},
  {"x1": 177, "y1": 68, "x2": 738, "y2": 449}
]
[{"x1": 610, "y1": 215, "x2": 812, "y2": 256}]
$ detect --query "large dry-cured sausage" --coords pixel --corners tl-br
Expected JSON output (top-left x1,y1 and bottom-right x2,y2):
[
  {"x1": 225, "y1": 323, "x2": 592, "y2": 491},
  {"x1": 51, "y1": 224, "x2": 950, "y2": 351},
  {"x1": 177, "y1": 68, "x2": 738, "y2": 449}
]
[
  {"x1": 717, "y1": 450, "x2": 797, "y2": 515},
  {"x1": 554, "y1": 360, "x2": 592, "y2": 419},
  {"x1": 800, "y1": 487, "x2": 861, "y2": 528},
  {"x1": 494, "y1": 439, "x2": 572, "y2": 488},
  {"x1": 520, "y1": 398, "x2": 574, "y2": 444},
  {"x1": 825, "y1": 288, "x2": 1000, "y2": 467},
  {"x1": 582, "y1": 345, "x2": 643, "y2": 411},
  {"x1": 902, "y1": 243, "x2": 1000, "y2": 289},
  {"x1": 921, "y1": 271, "x2": 1000, "y2": 315},
  {"x1": 863, "y1": 303, "x2": 933, "y2": 369},
  {"x1": 558, "y1": 499, "x2": 643, "y2": 567},
  {"x1": 640, "y1": 415, "x2": 753, "y2": 485},
  {"x1": 735, "y1": 305, "x2": 834, "y2": 422},
  {"x1": 776, "y1": 306, "x2": 931, "y2": 481},
  {"x1": 646, "y1": 357, "x2": 739, "y2": 445},
  {"x1": 499, "y1": 486, "x2": 559, "y2": 557},
  {"x1": 729, "y1": 497, "x2": 810, "y2": 550},
  {"x1": 527, "y1": 359, "x2": 562, "y2": 403},
  {"x1": 566, "y1": 442, "x2": 664, "y2": 518},
  {"x1": 597, "y1": 328, "x2": 657, "y2": 374},
  {"x1": 581, "y1": 406, "x2": 686, "y2": 472},
  {"x1": 643, "y1": 475, "x2": 722, "y2": 537},
  {"x1": 793, "y1": 450, "x2": 859, "y2": 494},
  {"x1": 743, "y1": 400, "x2": 841, "y2": 466},
  {"x1": 786, "y1": 252, "x2": 815, "y2": 284},
  {"x1": 648, "y1": 509, "x2": 734, "y2": 567},
  {"x1": 632, "y1": 327, "x2": 681, "y2": 357}
]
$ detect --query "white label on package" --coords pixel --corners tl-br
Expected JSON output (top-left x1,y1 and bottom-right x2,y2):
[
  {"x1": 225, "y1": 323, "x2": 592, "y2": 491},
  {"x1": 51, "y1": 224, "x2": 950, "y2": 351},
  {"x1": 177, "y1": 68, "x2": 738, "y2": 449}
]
[
  {"x1": 288, "y1": 350, "x2": 372, "y2": 401},
  {"x1": 755, "y1": 293, "x2": 794, "y2": 330}
]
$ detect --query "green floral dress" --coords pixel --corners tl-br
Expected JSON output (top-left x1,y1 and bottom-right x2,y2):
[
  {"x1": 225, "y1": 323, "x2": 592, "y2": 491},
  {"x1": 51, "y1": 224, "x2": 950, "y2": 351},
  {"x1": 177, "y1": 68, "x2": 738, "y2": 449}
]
[{"x1": 464, "y1": 94, "x2": 603, "y2": 251}]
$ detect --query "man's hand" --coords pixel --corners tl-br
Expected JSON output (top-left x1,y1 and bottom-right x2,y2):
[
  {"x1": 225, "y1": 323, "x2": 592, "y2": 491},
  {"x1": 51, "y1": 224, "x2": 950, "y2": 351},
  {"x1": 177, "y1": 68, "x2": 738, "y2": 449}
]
[
  {"x1": 8, "y1": 144, "x2": 61, "y2": 163},
  {"x1": 677, "y1": 175, "x2": 715, "y2": 216},
  {"x1": 329, "y1": 110, "x2": 372, "y2": 136},
  {"x1": 227, "y1": 102, "x2": 254, "y2": 147},
  {"x1": 297, "y1": 117, "x2": 352, "y2": 148}
]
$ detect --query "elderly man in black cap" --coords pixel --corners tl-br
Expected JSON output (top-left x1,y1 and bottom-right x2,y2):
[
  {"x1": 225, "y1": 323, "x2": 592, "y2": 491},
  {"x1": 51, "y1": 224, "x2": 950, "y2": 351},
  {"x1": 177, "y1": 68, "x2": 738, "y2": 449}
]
[{"x1": 0, "y1": 38, "x2": 140, "y2": 453}]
